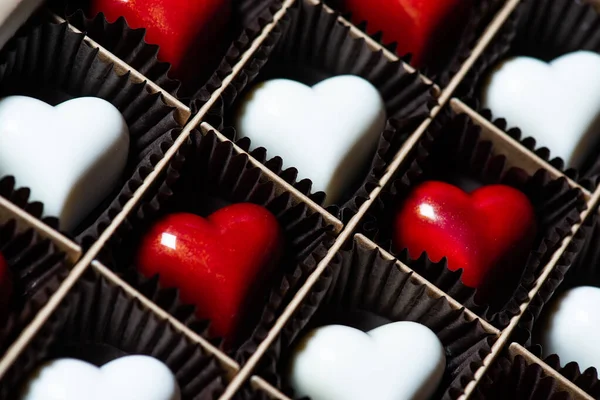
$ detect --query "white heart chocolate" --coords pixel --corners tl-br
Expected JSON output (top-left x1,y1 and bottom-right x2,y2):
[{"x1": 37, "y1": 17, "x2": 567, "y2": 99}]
[
  {"x1": 0, "y1": 96, "x2": 130, "y2": 232},
  {"x1": 537, "y1": 286, "x2": 600, "y2": 372},
  {"x1": 235, "y1": 75, "x2": 386, "y2": 205},
  {"x1": 20, "y1": 355, "x2": 181, "y2": 400},
  {"x1": 288, "y1": 322, "x2": 446, "y2": 400},
  {"x1": 481, "y1": 51, "x2": 600, "y2": 168}
]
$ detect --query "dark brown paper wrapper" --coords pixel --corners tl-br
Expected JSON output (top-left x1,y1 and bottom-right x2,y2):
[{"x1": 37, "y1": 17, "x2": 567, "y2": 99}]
[
  {"x1": 473, "y1": 352, "x2": 574, "y2": 400},
  {"x1": 1, "y1": 266, "x2": 231, "y2": 400},
  {"x1": 457, "y1": 0, "x2": 600, "y2": 189},
  {"x1": 361, "y1": 107, "x2": 586, "y2": 329},
  {"x1": 324, "y1": 0, "x2": 505, "y2": 85},
  {"x1": 0, "y1": 219, "x2": 70, "y2": 357},
  {"x1": 236, "y1": 237, "x2": 496, "y2": 400},
  {"x1": 0, "y1": 20, "x2": 183, "y2": 248},
  {"x1": 101, "y1": 127, "x2": 337, "y2": 349},
  {"x1": 513, "y1": 213, "x2": 600, "y2": 398},
  {"x1": 197, "y1": 0, "x2": 437, "y2": 221},
  {"x1": 51, "y1": 0, "x2": 284, "y2": 101}
]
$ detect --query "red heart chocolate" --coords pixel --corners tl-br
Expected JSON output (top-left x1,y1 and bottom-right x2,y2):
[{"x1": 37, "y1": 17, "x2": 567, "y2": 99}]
[
  {"x1": 89, "y1": 0, "x2": 231, "y2": 85},
  {"x1": 136, "y1": 203, "x2": 282, "y2": 342},
  {"x1": 393, "y1": 181, "x2": 536, "y2": 300},
  {"x1": 341, "y1": 0, "x2": 472, "y2": 68}
]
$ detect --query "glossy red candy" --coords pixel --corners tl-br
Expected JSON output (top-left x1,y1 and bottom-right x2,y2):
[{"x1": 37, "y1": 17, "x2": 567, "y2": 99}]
[
  {"x1": 90, "y1": 0, "x2": 231, "y2": 84},
  {"x1": 342, "y1": 0, "x2": 472, "y2": 68},
  {"x1": 393, "y1": 181, "x2": 536, "y2": 300},
  {"x1": 136, "y1": 203, "x2": 282, "y2": 343}
]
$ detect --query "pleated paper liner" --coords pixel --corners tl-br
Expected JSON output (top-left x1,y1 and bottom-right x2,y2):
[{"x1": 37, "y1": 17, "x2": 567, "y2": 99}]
[
  {"x1": 50, "y1": 0, "x2": 284, "y2": 101},
  {"x1": 455, "y1": 0, "x2": 600, "y2": 188},
  {"x1": 0, "y1": 217, "x2": 73, "y2": 359},
  {"x1": 473, "y1": 343, "x2": 590, "y2": 400},
  {"x1": 323, "y1": 0, "x2": 505, "y2": 84},
  {"x1": 360, "y1": 106, "x2": 587, "y2": 329},
  {"x1": 197, "y1": 0, "x2": 437, "y2": 221},
  {"x1": 235, "y1": 235, "x2": 497, "y2": 400},
  {"x1": 0, "y1": 19, "x2": 185, "y2": 248},
  {"x1": 99, "y1": 126, "x2": 338, "y2": 349},
  {"x1": 529, "y1": 346, "x2": 600, "y2": 399},
  {"x1": 511, "y1": 213, "x2": 600, "y2": 398},
  {"x1": 0, "y1": 177, "x2": 57, "y2": 229},
  {"x1": 1, "y1": 266, "x2": 232, "y2": 400}
]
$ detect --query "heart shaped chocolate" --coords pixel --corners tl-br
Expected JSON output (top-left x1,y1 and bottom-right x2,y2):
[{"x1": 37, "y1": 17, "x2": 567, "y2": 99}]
[
  {"x1": 136, "y1": 203, "x2": 283, "y2": 342},
  {"x1": 235, "y1": 75, "x2": 386, "y2": 205},
  {"x1": 341, "y1": 0, "x2": 472, "y2": 67},
  {"x1": 0, "y1": 96, "x2": 130, "y2": 232},
  {"x1": 89, "y1": 0, "x2": 231, "y2": 84},
  {"x1": 482, "y1": 51, "x2": 600, "y2": 168},
  {"x1": 393, "y1": 181, "x2": 537, "y2": 301},
  {"x1": 537, "y1": 286, "x2": 600, "y2": 372},
  {"x1": 288, "y1": 322, "x2": 446, "y2": 400},
  {"x1": 20, "y1": 355, "x2": 180, "y2": 400}
]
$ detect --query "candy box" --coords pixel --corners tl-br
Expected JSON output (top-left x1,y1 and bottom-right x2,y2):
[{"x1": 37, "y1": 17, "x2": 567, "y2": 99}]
[{"x1": 0, "y1": 0, "x2": 599, "y2": 399}]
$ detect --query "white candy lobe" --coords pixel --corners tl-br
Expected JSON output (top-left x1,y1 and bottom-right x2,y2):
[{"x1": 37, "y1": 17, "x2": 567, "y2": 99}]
[
  {"x1": 235, "y1": 75, "x2": 386, "y2": 206},
  {"x1": 288, "y1": 322, "x2": 445, "y2": 400},
  {"x1": 19, "y1": 356, "x2": 180, "y2": 400},
  {"x1": 0, "y1": 96, "x2": 130, "y2": 232},
  {"x1": 481, "y1": 51, "x2": 600, "y2": 169}
]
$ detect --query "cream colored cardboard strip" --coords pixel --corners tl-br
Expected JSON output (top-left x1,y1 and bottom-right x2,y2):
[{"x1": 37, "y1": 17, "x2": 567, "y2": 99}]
[
  {"x1": 0, "y1": 0, "x2": 44, "y2": 51},
  {"x1": 200, "y1": 122, "x2": 344, "y2": 233},
  {"x1": 354, "y1": 233, "x2": 501, "y2": 336},
  {"x1": 508, "y1": 343, "x2": 594, "y2": 400},
  {"x1": 0, "y1": 195, "x2": 81, "y2": 262},
  {"x1": 48, "y1": 12, "x2": 191, "y2": 126},
  {"x1": 451, "y1": 98, "x2": 591, "y2": 199}
]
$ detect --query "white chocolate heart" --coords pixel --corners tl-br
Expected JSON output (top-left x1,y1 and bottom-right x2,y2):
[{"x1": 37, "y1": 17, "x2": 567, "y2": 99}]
[
  {"x1": 288, "y1": 322, "x2": 446, "y2": 400},
  {"x1": 20, "y1": 355, "x2": 181, "y2": 400},
  {"x1": 537, "y1": 286, "x2": 600, "y2": 372},
  {"x1": 0, "y1": 96, "x2": 130, "y2": 232},
  {"x1": 235, "y1": 75, "x2": 386, "y2": 205},
  {"x1": 481, "y1": 51, "x2": 600, "y2": 168}
]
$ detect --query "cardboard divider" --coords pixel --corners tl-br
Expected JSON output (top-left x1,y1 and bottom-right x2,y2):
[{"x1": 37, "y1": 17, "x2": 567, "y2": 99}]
[{"x1": 0, "y1": 195, "x2": 79, "y2": 361}]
